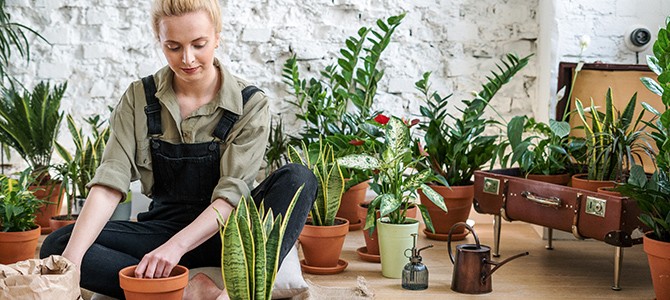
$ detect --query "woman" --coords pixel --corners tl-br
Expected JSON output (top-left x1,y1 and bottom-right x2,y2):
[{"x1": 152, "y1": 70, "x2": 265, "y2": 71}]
[{"x1": 40, "y1": 1, "x2": 316, "y2": 299}]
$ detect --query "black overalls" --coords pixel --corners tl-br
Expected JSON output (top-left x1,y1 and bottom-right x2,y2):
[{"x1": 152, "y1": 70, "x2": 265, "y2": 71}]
[{"x1": 40, "y1": 75, "x2": 317, "y2": 299}]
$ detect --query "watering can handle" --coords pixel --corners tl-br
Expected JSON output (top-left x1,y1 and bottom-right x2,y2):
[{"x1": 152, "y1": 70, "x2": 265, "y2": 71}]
[{"x1": 447, "y1": 222, "x2": 480, "y2": 264}]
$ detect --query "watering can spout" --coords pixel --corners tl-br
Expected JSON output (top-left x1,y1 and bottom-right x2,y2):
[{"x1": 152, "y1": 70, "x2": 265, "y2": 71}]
[{"x1": 482, "y1": 251, "x2": 529, "y2": 282}]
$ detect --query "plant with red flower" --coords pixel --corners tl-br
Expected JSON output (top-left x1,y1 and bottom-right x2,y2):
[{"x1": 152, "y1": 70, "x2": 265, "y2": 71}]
[{"x1": 373, "y1": 114, "x2": 390, "y2": 125}]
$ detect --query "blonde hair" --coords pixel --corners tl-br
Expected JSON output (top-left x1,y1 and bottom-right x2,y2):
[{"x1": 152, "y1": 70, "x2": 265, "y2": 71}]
[{"x1": 151, "y1": 0, "x2": 222, "y2": 40}]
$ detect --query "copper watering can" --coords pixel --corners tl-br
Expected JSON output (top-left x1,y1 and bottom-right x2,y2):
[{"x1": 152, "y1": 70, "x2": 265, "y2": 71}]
[{"x1": 448, "y1": 222, "x2": 529, "y2": 294}]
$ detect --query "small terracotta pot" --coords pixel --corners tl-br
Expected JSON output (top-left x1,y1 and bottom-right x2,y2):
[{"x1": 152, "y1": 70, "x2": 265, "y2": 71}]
[
  {"x1": 336, "y1": 180, "x2": 369, "y2": 231},
  {"x1": 643, "y1": 232, "x2": 670, "y2": 300},
  {"x1": 0, "y1": 226, "x2": 41, "y2": 264},
  {"x1": 527, "y1": 173, "x2": 571, "y2": 186},
  {"x1": 570, "y1": 174, "x2": 616, "y2": 192},
  {"x1": 596, "y1": 186, "x2": 622, "y2": 197},
  {"x1": 419, "y1": 184, "x2": 474, "y2": 241},
  {"x1": 299, "y1": 217, "x2": 349, "y2": 268},
  {"x1": 49, "y1": 215, "x2": 78, "y2": 232},
  {"x1": 119, "y1": 265, "x2": 189, "y2": 300},
  {"x1": 357, "y1": 203, "x2": 417, "y2": 255},
  {"x1": 30, "y1": 182, "x2": 65, "y2": 234}
]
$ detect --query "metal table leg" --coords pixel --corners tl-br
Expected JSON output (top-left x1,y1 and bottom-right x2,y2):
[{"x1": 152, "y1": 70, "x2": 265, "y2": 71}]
[
  {"x1": 611, "y1": 246, "x2": 623, "y2": 291},
  {"x1": 545, "y1": 227, "x2": 554, "y2": 250},
  {"x1": 493, "y1": 214, "x2": 501, "y2": 257}
]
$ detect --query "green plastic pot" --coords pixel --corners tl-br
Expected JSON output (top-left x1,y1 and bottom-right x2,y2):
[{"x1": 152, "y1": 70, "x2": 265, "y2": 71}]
[{"x1": 377, "y1": 217, "x2": 419, "y2": 278}]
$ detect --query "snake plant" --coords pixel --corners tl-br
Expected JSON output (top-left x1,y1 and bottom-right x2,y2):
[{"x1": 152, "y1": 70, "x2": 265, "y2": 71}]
[
  {"x1": 217, "y1": 186, "x2": 302, "y2": 300},
  {"x1": 288, "y1": 139, "x2": 344, "y2": 226}
]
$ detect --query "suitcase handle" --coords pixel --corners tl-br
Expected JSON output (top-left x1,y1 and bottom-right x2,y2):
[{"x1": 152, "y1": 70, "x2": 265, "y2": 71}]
[{"x1": 521, "y1": 191, "x2": 561, "y2": 207}]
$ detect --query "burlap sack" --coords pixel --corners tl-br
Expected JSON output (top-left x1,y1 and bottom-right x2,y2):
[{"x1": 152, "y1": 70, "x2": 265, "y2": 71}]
[{"x1": 0, "y1": 255, "x2": 82, "y2": 300}]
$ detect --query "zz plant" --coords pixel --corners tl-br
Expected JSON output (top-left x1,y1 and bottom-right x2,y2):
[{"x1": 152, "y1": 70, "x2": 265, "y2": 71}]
[
  {"x1": 217, "y1": 186, "x2": 303, "y2": 300},
  {"x1": 288, "y1": 139, "x2": 344, "y2": 226}
]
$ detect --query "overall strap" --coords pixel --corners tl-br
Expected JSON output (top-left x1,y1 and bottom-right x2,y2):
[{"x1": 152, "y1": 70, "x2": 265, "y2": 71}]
[
  {"x1": 142, "y1": 75, "x2": 162, "y2": 136},
  {"x1": 212, "y1": 85, "x2": 263, "y2": 141}
]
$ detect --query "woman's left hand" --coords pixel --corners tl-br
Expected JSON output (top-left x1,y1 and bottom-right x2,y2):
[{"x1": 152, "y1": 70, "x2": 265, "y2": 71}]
[{"x1": 134, "y1": 241, "x2": 186, "y2": 278}]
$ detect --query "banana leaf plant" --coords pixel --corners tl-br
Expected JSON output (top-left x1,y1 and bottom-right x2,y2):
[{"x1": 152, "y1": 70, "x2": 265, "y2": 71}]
[
  {"x1": 0, "y1": 81, "x2": 66, "y2": 181},
  {"x1": 217, "y1": 186, "x2": 302, "y2": 300},
  {"x1": 338, "y1": 116, "x2": 447, "y2": 233},
  {"x1": 288, "y1": 139, "x2": 344, "y2": 226},
  {"x1": 573, "y1": 88, "x2": 655, "y2": 181}
]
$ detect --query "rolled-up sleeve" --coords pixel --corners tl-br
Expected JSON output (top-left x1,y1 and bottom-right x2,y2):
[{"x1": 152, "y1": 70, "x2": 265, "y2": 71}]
[
  {"x1": 211, "y1": 92, "x2": 269, "y2": 206},
  {"x1": 87, "y1": 86, "x2": 139, "y2": 199}
]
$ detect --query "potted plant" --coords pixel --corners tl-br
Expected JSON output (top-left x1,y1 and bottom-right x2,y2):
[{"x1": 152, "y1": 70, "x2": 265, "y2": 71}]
[
  {"x1": 0, "y1": 81, "x2": 67, "y2": 234},
  {"x1": 216, "y1": 186, "x2": 303, "y2": 300},
  {"x1": 0, "y1": 168, "x2": 43, "y2": 264},
  {"x1": 617, "y1": 16, "x2": 670, "y2": 299},
  {"x1": 571, "y1": 88, "x2": 655, "y2": 192},
  {"x1": 282, "y1": 14, "x2": 404, "y2": 230},
  {"x1": 339, "y1": 116, "x2": 447, "y2": 278},
  {"x1": 288, "y1": 139, "x2": 348, "y2": 274},
  {"x1": 414, "y1": 53, "x2": 532, "y2": 241}
]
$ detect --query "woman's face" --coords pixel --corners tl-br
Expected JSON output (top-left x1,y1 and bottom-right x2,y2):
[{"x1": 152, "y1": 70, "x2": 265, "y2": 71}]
[{"x1": 158, "y1": 11, "x2": 220, "y2": 84}]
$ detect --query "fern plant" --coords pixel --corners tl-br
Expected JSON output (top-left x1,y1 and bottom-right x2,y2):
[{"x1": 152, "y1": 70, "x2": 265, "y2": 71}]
[
  {"x1": 415, "y1": 53, "x2": 532, "y2": 186},
  {"x1": 0, "y1": 81, "x2": 67, "y2": 180},
  {"x1": 288, "y1": 139, "x2": 344, "y2": 226},
  {"x1": 217, "y1": 186, "x2": 302, "y2": 300}
]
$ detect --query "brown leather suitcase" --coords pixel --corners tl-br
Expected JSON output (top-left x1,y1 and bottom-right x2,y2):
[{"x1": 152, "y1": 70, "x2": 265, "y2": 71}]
[{"x1": 473, "y1": 168, "x2": 647, "y2": 290}]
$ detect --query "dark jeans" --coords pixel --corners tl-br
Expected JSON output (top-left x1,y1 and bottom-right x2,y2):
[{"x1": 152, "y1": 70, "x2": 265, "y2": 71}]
[{"x1": 40, "y1": 164, "x2": 316, "y2": 299}]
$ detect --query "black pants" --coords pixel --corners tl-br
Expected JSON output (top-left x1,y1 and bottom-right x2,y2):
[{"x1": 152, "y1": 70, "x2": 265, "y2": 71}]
[{"x1": 40, "y1": 164, "x2": 317, "y2": 299}]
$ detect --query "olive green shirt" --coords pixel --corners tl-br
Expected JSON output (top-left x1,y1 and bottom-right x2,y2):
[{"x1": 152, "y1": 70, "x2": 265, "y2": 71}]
[{"x1": 88, "y1": 59, "x2": 269, "y2": 207}]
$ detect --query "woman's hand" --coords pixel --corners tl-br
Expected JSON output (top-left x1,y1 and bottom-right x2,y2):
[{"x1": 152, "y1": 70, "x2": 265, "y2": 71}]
[{"x1": 134, "y1": 240, "x2": 187, "y2": 278}]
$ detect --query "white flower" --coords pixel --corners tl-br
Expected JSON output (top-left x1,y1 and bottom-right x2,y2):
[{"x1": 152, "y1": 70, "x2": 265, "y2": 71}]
[{"x1": 579, "y1": 35, "x2": 591, "y2": 52}]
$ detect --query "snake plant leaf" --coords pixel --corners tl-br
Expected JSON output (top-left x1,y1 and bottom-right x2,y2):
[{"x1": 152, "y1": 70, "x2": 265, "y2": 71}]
[
  {"x1": 287, "y1": 144, "x2": 306, "y2": 167},
  {"x1": 324, "y1": 158, "x2": 344, "y2": 226},
  {"x1": 235, "y1": 202, "x2": 256, "y2": 297},
  {"x1": 264, "y1": 214, "x2": 282, "y2": 300},
  {"x1": 262, "y1": 209, "x2": 274, "y2": 241},
  {"x1": 574, "y1": 99, "x2": 593, "y2": 136},
  {"x1": 337, "y1": 154, "x2": 380, "y2": 170},
  {"x1": 221, "y1": 207, "x2": 250, "y2": 300},
  {"x1": 419, "y1": 184, "x2": 447, "y2": 213},
  {"x1": 248, "y1": 199, "x2": 267, "y2": 300}
]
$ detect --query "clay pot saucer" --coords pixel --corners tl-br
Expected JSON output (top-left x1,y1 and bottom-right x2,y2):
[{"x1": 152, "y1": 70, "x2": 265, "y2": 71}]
[
  {"x1": 356, "y1": 246, "x2": 381, "y2": 263},
  {"x1": 423, "y1": 228, "x2": 469, "y2": 241},
  {"x1": 348, "y1": 219, "x2": 364, "y2": 231},
  {"x1": 300, "y1": 259, "x2": 348, "y2": 275}
]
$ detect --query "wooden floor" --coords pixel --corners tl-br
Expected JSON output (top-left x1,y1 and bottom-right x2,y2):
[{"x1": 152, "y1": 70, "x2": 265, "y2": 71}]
[{"x1": 300, "y1": 217, "x2": 655, "y2": 300}]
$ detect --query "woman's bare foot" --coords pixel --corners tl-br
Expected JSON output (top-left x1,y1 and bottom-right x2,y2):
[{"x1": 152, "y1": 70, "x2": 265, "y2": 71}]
[{"x1": 183, "y1": 272, "x2": 228, "y2": 300}]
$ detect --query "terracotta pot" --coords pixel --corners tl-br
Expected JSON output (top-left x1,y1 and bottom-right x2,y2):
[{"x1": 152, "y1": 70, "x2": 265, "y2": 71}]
[
  {"x1": 0, "y1": 226, "x2": 41, "y2": 264},
  {"x1": 336, "y1": 180, "x2": 369, "y2": 231},
  {"x1": 119, "y1": 265, "x2": 189, "y2": 300},
  {"x1": 570, "y1": 174, "x2": 616, "y2": 192},
  {"x1": 643, "y1": 232, "x2": 670, "y2": 300},
  {"x1": 49, "y1": 215, "x2": 78, "y2": 232},
  {"x1": 527, "y1": 173, "x2": 571, "y2": 186},
  {"x1": 596, "y1": 186, "x2": 622, "y2": 197},
  {"x1": 419, "y1": 184, "x2": 474, "y2": 241},
  {"x1": 30, "y1": 182, "x2": 65, "y2": 234},
  {"x1": 299, "y1": 217, "x2": 349, "y2": 269},
  {"x1": 357, "y1": 203, "x2": 417, "y2": 256}
]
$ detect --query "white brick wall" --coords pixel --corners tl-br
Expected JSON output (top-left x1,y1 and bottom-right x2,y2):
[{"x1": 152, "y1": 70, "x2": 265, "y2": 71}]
[{"x1": 3, "y1": 0, "x2": 668, "y2": 170}]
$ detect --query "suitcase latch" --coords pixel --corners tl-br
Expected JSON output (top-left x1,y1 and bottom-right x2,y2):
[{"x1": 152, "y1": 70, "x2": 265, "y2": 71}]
[
  {"x1": 483, "y1": 177, "x2": 500, "y2": 195},
  {"x1": 585, "y1": 196, "x2": 606, "y2": 217}
]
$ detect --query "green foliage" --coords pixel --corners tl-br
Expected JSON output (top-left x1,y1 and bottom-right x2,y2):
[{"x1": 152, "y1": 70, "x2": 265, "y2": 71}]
[
  {"x1": 415, "y1": 53, "x2": 532, "y2": 186},
  {"x1": 338, "y1": 116, "x2": 446, "y2": 233},
  {"x1": 217, "y1": 186, "x2": 302, "y2": 300},
  {"x1": 0, "y1": 0, "x2": 47, "y2": 82},
  {"x1": 0, "y1": 168, "x2": 42, "y2": 232},
  {"x1": 281, "y1": 14, "x2": 405, "y2": 189},
  {"x1": 573, "y1": 88, "x2": 654, "y2": 181},
  {"x1": 618, "y1": 16, "x2": 670, "y2": 243},
  {"x1": 264, "y1": 116, "x2": 290, "y2": 177},
  {"x1": 0, "y1": 81, "x2": 66, "y2": 180},
  {"x1": 288, "y1": 139, "x2": 344, "y2": 226},
  {"x1": 501, "y1": 116, "x2": 572, "y2": 176},
  {"x1": 618, "y1": 165, "x2": 670, "y2": 242},
  {"x1": 55, "y1": 113, "x2": 110, "y2": 218}
]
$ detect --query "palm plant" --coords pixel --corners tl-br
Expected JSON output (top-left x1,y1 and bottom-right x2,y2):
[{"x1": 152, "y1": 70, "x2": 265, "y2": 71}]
[
  {"x1": 288, "y1": 139, "x2": 344, "y2": 226},
  {"x1": 217, "y1": 186, "x2": 302, "y2": 300},
  {"x1": 0, "y1": 0, "x2": 47, "y2": 82},
  {"x1": 415, "y1": 53, "x2": 532, "y2": 186},
  {"x1": 0, "y1": 81, "x2": 67, "y2": 181}
]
